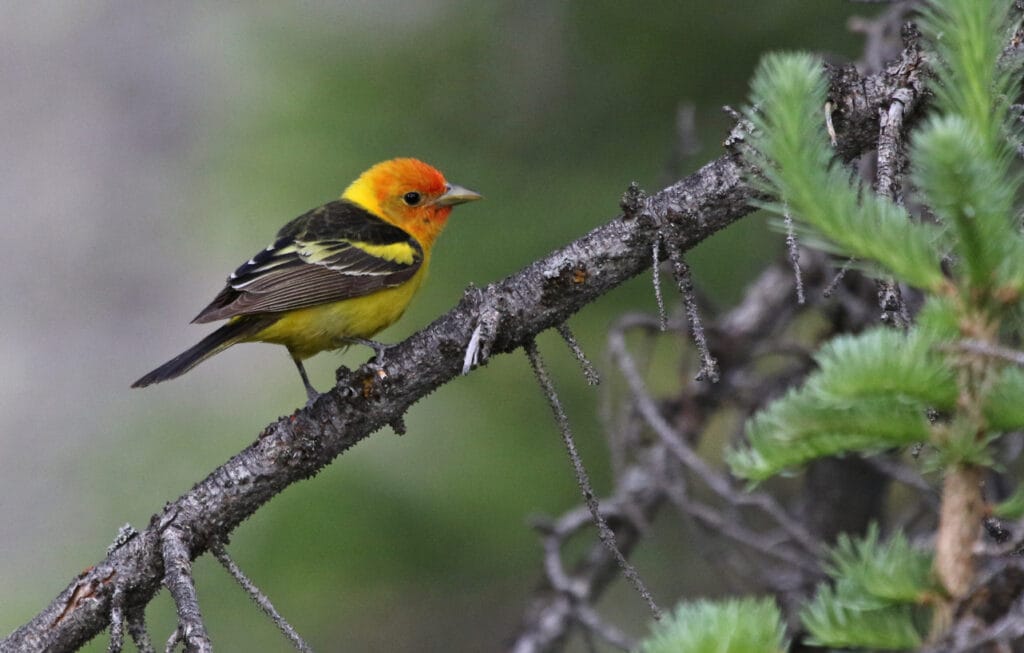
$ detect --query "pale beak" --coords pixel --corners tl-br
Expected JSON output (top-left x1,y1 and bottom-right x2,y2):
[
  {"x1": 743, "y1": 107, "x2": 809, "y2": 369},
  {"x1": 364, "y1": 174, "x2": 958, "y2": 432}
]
[{"x1": 435, "y1": 183, "x2": 483, "y2": 206}]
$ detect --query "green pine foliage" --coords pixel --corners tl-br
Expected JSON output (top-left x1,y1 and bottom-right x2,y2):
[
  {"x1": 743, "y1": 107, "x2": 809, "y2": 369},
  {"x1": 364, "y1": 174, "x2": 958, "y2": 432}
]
[
  {"x1": 915, "y1": 296, "x2": 961, "y2": 340},
  {"x1": 992, "y1": 483, "x2": 1024, "y2": 519},
  {"x1": 801, "y1": 527, "x2": 935, "y2": 650},
  {"x1": 729, "y1": 391, "x2": 932, "y2": 482},
  {"x1": 743, "y1": 52, "x2": 946, "y2": 291},
  {"x1": 915, "y1": 0, "x2": 1024, "y2": 299},
  {"x1": 917, "y1": 0, "x2": 1020, "y2": 152},
  {"x1": 912, "y1": 116, "x2": 1024, "y2": 296},
  {"x1": 724, "y1": 0, "x2": 1024, "y2": 648},
  {"x1": 985, "y1": 366, "x2": 1024, "y2": 431},
  {"x1": 825, "y1": 525, "x2": 934, "y2": 604},
  {"x1": 801, "y1": 585, "x2": 924, "y2": 651},
  {"x1": 729, "y1": 0, "x2": 1024, "y2": 483},
  {"x1": 639, "y1": 598, "x2": 788, "y2": 653},
  {"x1": 806, "y1": 329, "x2": 957, "y2": 408},
  {"x1": 727, "y1": 328, "x2": 955, "y2": 481}
]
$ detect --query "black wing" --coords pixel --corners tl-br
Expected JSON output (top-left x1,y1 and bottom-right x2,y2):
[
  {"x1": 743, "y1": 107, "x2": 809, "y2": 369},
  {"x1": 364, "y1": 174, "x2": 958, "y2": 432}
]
[{"x1": 193, "y1": 200, "x2": 423, "y2": 322}]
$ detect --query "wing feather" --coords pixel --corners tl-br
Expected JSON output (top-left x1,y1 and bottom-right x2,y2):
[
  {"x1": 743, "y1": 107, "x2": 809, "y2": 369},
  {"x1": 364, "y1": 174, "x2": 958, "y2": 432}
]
[{"x1": 193, "y1": 200, "x2": 422, "y2": 323}]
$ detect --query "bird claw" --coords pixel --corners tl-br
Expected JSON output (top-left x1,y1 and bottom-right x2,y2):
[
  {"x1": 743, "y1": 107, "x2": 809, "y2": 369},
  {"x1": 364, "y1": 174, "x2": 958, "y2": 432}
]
[{"x1": 341, "y1": 337, "x2": 393, "y2": 368}]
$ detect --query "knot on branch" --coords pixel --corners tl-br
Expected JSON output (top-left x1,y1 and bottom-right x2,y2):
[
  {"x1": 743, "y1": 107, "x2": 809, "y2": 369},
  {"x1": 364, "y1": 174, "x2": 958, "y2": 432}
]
[
  {"x1": 542, "y1": 261, "x2": 591, "y2": 299},
  {"x1": 620, "y1": 182, "x2": 650, "y2": 221},
  {"x1": 722, "y1": 105, "x2": 756, "y2": 156}
]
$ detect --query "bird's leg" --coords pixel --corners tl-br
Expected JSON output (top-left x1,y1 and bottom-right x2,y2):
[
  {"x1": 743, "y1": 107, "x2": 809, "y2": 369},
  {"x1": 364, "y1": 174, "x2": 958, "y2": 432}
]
[
  {"x1": 342, "y1": 337, "x2": 394, "y2": 367},
  {"x1": 289, "y1": 351, "x2": 320, "y2": 406}
]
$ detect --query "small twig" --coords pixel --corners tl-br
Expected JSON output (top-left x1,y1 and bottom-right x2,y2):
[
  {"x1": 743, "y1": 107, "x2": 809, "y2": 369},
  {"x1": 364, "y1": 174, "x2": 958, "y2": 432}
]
[
  {"x1": 876, "y1": 91, "x2": 911, "y2": 203},
  {"x1": 210, "y1": 540, "x2": 314, "y2": 652},
  {"x1": 849, "y1": 1, "x2": 913, "y2": 73},
  {"x1": 608, "y1": 320, "x2": 821, "y2": 555},
  {"x1": 662, "y1": 479, "x2": 820, "y2": 573},
  {"x1": 574, "y1": 604, "x2": 637, "y2": 651},
  {"x1": 823, "y1": 256, "x2": 856, "y2": 298},
  {"x1": 864, "y1": 455, "x2": 940, "y2": 507},
  {"x1": 512, "y1": 457, "x2": 665, "y2": 652},
  {"x1": 950, "y1": 339, "x2": 1024, "y2": 367},
  {"x1": 783, "y1": 206, "x2": 805, "y2": 305},
  {"x1": 535, "y1": 517, "x2": 585, "y2": 599},
  {"x1": 531, "y1": 499, "x2": 648, "y2": 601},
  {"x1": 556, "y1": 323, "x2": 600, "y2": 386},
  {"x1": 666, "y1": 245, "x2": 719, "y2": 382},
  {"x1": 165, "y1": 628, "x2": 183, "y2": 653},
  {"x1": 875, "y1": 91, "x2": 914, "y2": 329},
  {"x1": 127, "y1": 610, "x2": 155, "y2": 653},
  {"x1": 108, "y1": 585, "x2": 125, "y2": 653},
  {"x1": 160, "y1": 525, "x2": 211, "y2": 653},
  {"x1": 651, "y1": 236, "x2": 668, "y2": 331},
  {"x1": 524, "y1": 339, "x2": 662, "y2": 619}
]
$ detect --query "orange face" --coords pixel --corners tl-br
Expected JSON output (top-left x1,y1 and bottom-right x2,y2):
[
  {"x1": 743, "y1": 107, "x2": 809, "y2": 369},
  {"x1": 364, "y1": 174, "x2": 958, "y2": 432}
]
[{"x1": 343, "y1": 158, "x2": 481, "y2": 247}]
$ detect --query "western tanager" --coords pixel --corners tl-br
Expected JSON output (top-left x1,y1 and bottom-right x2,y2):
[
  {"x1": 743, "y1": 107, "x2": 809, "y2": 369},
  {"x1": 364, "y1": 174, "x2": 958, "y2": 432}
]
[{"x1": 132, "y1": 158, "x2": 481, "y2": 401}]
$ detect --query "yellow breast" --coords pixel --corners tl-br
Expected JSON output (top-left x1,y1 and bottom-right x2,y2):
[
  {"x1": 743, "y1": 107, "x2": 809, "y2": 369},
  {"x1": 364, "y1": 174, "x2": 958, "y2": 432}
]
[{"x1": 248, "y1": 266, "x2": 427, "y2": 359}]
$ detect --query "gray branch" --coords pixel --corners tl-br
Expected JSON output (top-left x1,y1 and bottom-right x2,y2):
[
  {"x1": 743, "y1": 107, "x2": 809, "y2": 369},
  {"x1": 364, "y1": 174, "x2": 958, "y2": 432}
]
[
  {"x1": 2, "y1": 27, "x2": 928, "y2": 653},
  {"x1": 160, "y1": 524, "x2": 211, "y2": 653}
]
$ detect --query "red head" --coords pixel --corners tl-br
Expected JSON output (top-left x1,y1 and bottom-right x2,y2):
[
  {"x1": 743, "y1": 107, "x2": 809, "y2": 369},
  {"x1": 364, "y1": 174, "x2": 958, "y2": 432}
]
[{"x1": 342, "y1": 158, "x2": 481, "y2": 248}]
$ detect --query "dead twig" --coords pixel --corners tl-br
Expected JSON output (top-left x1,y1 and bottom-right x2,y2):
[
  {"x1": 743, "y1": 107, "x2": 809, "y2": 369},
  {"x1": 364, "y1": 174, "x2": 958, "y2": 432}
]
[
  {"x1": 524, "y1": 339, "x2": 662, "y2": 619},
  {"x1": 210, "y1": 541, "x2": 314, "y2": 652},
  {"x1": 160, "y1": 524, "x2": 211, "y2": 653}
]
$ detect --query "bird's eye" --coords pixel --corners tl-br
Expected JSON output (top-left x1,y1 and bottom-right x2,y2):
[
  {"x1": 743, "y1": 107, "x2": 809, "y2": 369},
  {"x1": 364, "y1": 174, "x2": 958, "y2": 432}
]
[{"x1": 403, "y1": 191, "x2": 422, "y2": 206}]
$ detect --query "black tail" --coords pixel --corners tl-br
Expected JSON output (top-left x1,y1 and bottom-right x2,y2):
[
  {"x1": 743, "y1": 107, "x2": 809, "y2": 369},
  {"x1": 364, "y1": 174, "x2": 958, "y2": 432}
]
[{"x1": 132, "y1": 316, "x2": 277, "y2": 388}]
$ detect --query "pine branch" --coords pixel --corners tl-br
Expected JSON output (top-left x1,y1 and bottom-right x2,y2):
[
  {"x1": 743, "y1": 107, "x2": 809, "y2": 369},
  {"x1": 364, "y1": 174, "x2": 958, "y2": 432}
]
[{"x1": 1, "y1": 28, "x2": 928, "y2": 653}]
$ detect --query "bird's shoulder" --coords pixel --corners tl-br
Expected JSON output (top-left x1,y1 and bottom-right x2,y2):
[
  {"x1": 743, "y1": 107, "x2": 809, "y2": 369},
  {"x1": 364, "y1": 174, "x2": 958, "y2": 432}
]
[
  {"x1": 277, "y1": 199, "x2": 415, "y2": 247},
  {"x1": 234, "y1": 200, "x2": 423, "y2": 280}
]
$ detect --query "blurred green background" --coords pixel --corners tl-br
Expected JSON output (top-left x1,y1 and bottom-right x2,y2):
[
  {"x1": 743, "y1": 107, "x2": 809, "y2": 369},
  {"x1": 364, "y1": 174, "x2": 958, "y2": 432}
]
[{"x1": 1, "y1": 2, "x2": 879, "y2": 650}]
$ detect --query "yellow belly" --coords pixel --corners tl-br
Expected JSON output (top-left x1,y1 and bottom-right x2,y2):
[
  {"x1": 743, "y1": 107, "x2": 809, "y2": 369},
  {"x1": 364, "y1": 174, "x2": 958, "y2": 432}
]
[{"x1": 247, "y1": 269, "x2": 426, "y2": 359}]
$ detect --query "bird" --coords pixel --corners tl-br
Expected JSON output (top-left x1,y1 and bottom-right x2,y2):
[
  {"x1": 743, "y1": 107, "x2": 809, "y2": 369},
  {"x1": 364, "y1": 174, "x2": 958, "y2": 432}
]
[{"x1": 132, "y1": 158, "x2": 481, "y2": 402}]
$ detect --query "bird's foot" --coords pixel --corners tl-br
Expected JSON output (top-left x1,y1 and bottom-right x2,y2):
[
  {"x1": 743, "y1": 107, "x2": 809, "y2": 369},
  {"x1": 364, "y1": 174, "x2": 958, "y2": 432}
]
[
  {"x1": 303, "y1": 382, "x2": 324, "y2": 408},
  {"x1": 342, "y1": 337, "x2": 394, "y2": 367},
  {"x1": 340, "y1": 337, "x2": 395, "y2": 392}
]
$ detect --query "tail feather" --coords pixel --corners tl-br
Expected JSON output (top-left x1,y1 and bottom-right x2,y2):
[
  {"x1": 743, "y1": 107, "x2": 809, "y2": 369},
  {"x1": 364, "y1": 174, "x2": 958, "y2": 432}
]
[{"x1": 132, "y1": 316, "x2": 277, "y2": 388}]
